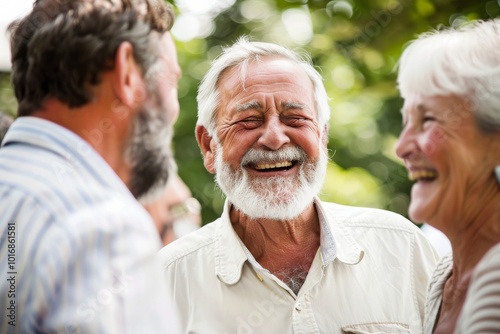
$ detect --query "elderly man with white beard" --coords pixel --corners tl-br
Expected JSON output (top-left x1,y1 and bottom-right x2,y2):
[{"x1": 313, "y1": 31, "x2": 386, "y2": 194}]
[{"x1": 160, "y1": 38, "x2": 439, "y2": 334}]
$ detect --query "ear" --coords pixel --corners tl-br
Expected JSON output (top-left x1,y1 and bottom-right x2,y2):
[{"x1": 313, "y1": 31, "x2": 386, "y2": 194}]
[
  {"x1": 113, "y1": 42, "x2": 146, "y2": 108},
  {"x1": 196, "y1": 125, "x2": 216, "y2": 174}
]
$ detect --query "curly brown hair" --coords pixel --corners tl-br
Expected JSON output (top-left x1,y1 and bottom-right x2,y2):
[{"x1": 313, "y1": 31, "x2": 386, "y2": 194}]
[{"x1": 9, "y1": 0, "x2": 175, "y2": 116}]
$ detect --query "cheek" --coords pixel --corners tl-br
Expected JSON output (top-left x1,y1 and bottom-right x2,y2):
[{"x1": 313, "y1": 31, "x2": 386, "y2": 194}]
[
  {"x1": 156, "y1": 78, "x2": 179, "y2": 122},
  {"x1": 291, "y1": 129, "x2": 322, "y2": 158},
  {"x1": 420, "y1": 128, "x2": 447, "y2": 156},
  {"x1": 221, "y1": 141, "x2": 249, "y2": 168},
  {"x1": 217, "y1": 130, "x2": 257, "y2": 167}
]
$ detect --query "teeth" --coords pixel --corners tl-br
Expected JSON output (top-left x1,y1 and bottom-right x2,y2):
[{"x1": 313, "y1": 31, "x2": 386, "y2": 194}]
[
  {"x1": 409, "y1": 170, "x2": 437, "y2": 181},
  {"x1": 255, "y1": 161, "x2": 292, "y2": 170}
]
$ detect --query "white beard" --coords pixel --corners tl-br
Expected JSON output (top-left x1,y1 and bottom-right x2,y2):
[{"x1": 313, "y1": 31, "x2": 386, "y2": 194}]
[{"x1": 214, "y1": 144, "x2": 328, "y2": 220}]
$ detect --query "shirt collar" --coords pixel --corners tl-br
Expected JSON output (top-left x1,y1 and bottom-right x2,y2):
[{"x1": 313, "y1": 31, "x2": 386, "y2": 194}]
[
  {"x1": 214, "y1": 200, "x2": 248, "y2": 285},
  {"x1": 315, "y1": 198, "x2": 365, "y2": 265},
  {"x1": 214, "y1": 197, "x2": 364, "y2": 285}
]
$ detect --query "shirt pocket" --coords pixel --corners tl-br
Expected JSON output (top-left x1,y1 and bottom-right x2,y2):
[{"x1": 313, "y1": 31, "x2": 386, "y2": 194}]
[{"x1": 341, "y1": 322, "x2": 411, "y2": 334}]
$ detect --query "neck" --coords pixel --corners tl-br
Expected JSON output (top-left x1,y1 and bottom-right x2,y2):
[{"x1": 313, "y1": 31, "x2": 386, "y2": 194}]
[
  {"x1": 432, "y1": 178, "x2": 500, "y2": 334},
  {"x1": 448, "y1": 196, "x2": 500, "y2": 277},
  {"x1": 32, "y1": 98, "x2": 133, "y2": 186},
  {"x1": 231, "y1": 202, "x2": 321, "y2": 293}
]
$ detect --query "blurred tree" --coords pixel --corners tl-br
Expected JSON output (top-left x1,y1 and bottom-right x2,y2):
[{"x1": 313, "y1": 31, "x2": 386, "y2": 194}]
[
  {"x1": 0, "y1": 73, "x2": 16, "y2": 117},
  {"x1": 1, "y1": 0, "x2": 498, "y2": 224},
  {"x1": 168, "y1": 0, "x2": 499, "y2": 224}
]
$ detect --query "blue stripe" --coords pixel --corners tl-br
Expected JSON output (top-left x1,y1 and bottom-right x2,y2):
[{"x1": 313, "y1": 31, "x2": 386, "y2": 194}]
[
  {"x1": 17, "y1": 204, "x2": 54, "y2": 303},
  {"x1": 0, "y1": 164, "x2": 75, "y2": 213},
  {"x1": 0, "y1": 151, "x2": 95, "y2": 207},
  {"x1": 11, "y1": 124, "x2": 110, "y2": 188},
  {"x1": 0, "y1": 193, "x2": 25, "y2": 248}
]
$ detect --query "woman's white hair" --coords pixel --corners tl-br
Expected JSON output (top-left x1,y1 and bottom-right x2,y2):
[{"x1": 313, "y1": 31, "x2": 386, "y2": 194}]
[
  {"x1": 196, "y1": 37, "x2": 331, "y2": 137},
  {"x1": 398, "y1": 19, "x2": 500, "y2": 133}
]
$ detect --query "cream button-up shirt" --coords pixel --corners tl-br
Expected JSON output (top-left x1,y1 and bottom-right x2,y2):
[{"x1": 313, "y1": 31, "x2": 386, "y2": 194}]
[{"x1": 160, "y1": 198, "x2": 439, "y2": 334}]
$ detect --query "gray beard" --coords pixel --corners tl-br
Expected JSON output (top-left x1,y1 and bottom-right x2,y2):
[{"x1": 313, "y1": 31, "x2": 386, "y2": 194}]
[
  {"x1": 214, "y1": 144, "x2": 328, "y2": 220},
  {"x1": 125, "y1": 78, "x2": 175, "y2": 201}
]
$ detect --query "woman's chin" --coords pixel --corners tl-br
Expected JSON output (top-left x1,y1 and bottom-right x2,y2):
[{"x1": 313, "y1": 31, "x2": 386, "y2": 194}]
[{"x1": 408, "y1": 201, "x2": 431, "y2": 224}]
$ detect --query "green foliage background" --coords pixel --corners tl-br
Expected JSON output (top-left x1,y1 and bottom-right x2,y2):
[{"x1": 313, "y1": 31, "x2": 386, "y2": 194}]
[{"x1": 1, "y1": 0, "x2": 498, "y2": 225}]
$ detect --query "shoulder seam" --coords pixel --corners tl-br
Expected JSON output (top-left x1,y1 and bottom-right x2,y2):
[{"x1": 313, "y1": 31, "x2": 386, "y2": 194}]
[{"x1": 163, "y1": 235, "x2": 217, "y2": 269}]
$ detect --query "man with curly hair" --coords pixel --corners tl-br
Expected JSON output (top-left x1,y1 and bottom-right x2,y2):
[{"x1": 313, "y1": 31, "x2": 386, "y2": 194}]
[{"x1": 0, "y1": 1, "x2": 181, "y2": 332}]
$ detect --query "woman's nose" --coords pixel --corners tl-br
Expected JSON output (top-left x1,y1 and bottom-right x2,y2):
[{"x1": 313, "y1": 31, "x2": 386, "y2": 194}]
[{"x1": 395, "y1": 126, "x2": 416, "y2": 160}]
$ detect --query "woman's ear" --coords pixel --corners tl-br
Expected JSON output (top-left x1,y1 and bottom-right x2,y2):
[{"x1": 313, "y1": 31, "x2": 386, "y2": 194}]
[{"x1": 196, "y1": 125, "x2": 216, "y2": 174}]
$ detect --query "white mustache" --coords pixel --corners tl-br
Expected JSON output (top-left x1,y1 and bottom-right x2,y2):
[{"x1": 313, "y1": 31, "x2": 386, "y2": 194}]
[{"x1": 241, "y1": 147, "x2": 307, "y2": 165}]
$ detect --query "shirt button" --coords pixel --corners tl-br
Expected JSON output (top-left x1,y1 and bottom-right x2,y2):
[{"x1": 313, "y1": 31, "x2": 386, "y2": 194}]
[{"x1": 295, "y1": 302, "x2": 303, "y2": 311}]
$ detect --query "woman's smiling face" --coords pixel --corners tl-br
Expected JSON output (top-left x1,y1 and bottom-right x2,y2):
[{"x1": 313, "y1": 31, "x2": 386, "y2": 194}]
[{"x1": 395, "y1": 94, "x2": 498, "y2": 230}]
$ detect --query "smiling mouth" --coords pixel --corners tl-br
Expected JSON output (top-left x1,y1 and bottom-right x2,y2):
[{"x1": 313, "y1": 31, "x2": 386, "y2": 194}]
[
  {"x1": 252, "y1": 160, "x2": 295, "y2": 171},
  {"x1": 409, "y1": 170, "x2": 437, "y2": 181}
]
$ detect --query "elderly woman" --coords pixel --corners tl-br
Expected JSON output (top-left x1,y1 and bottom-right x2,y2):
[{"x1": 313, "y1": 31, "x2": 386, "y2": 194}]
[{"x1": 396, "y1": 19, "x2": 500, "y2": 334}]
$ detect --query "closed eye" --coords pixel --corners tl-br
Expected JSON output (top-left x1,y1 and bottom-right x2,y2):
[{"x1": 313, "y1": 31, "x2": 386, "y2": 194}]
[
  {"x1": 238, "y1": 119, "x2": 263, "y2": 129},
  {"x1": 281, "y1": 116, "x2": 309, "y2": 127}
]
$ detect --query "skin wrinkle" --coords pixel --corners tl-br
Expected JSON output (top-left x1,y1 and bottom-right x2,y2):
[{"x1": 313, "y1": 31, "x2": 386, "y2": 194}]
[
  {"x1": 235, "y1": 101, "x2": 306, "y2": 114},
  {"x1": 239, "y1": 213, "x2": 312, "y2": 294},
  {"x1": 231, "y1": 208, "x2": 320, "y2": 295},
  {"x1": 232, "y1": 209, "x2": 320, "y2": 251}
]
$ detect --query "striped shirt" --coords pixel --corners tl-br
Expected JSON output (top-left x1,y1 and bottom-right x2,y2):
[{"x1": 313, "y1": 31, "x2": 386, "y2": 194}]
[
  {"x1": 456, "y1": 243, "x2": 500, "y2": 333},
  {"x1": 0, "y1": 117, "x2": 178, "y2": 333}
]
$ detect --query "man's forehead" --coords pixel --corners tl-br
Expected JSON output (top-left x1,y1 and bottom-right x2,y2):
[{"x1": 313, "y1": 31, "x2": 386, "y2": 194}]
[
  {"x1": 219, "y1": 59, "x2": 311, "y2": 92},
  {"x1": 221, "y1": 56, "x2": 299, "y2": 76}
]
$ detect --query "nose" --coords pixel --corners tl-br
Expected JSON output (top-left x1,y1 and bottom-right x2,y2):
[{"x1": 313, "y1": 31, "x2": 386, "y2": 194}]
[
  {"x1": 395, "y1": 126, "x2": 416, "y2": 160},
  {"x1": 257, "y1": 116, "x2": 290, "y2": 150}
]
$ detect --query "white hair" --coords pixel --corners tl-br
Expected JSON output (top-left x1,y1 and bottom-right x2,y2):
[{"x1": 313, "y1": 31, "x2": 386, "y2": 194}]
[
  {"x1": 397, "y1": 19, "x2": 500, "y2": 133},
  {"x1": 196, "y1": 36, "x2": 331, "y2": 137}
]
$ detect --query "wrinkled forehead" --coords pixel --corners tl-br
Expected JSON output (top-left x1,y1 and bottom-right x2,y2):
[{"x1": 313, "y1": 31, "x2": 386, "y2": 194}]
[{"x1": 218, "y1": 56, "x2": 312, "y2": 91}]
